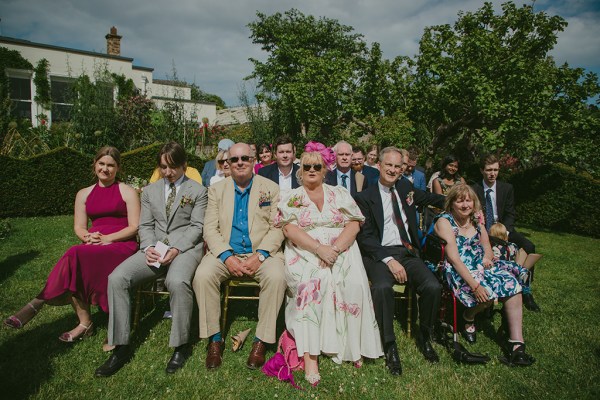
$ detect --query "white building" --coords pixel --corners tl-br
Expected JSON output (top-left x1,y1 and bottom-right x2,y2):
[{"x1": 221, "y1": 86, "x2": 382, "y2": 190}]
[{"x1": 1, "y1": 27, "x2": 216, "y2": 127}]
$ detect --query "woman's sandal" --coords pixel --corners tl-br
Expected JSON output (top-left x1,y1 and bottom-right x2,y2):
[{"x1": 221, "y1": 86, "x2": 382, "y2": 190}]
[
  {"x1": 58, "y1": 322, "x2": 94, "y2": 343},
  {"x1": 499, "y1": 342, "x2": 536, "y2": 367},
  {"x1": 3, "y1": 303, "x2": 40, "y2": 329},
  {"x1": 305, "y1": 373, "x2": 321, "y2": 387}
]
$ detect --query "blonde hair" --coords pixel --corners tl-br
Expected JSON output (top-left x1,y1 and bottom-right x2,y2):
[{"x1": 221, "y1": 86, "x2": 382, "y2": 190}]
[
  {"x1": 489, "y1": 222, "x2": 509, "y2": 241},
  {"x1": 444, "y1": 184, "x2": 482, "y2": 225},
  {"x1": 215, "y1": 149, "x2": 228, "y2": 171},
  {"x1": 296, "y1": 151, "x2": 326, "y2": 186}
]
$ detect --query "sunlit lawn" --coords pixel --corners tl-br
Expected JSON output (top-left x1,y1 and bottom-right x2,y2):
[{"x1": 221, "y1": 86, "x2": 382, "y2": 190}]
[{"x1": 0, "y1": 216, "x2": 598, "y2": 399}]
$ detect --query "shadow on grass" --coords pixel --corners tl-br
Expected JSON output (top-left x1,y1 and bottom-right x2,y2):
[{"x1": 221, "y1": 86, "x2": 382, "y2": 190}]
[
  {"x1": 0, "y1": 251, "x2": 40, "y2": 284},
  {"x1": 0, "y1": 314, "x2": 73, "y2": 399}
]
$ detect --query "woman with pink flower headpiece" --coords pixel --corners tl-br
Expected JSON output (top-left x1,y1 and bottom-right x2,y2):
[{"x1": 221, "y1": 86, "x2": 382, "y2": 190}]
[{"x1": 271, "y1": 141, "x2": 382, "y2": 386}]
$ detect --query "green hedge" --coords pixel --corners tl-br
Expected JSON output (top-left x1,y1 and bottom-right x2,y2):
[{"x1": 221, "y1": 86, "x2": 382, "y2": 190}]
[
  {"x1": 509, "y1": 164, "x2": 600, "y2": 238},
  {"x1": 0, "y1": 145, "x2": 208, "y2": 218}
]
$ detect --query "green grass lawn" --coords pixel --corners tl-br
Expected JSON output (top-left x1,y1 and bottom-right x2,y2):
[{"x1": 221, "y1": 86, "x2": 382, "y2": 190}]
[{"x1": 1, "y1": 216, "x2": 599, "y2": 399}]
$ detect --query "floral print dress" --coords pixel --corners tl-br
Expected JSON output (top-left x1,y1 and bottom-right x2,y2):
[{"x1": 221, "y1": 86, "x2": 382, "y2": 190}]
[
  {"x1": 274, "y1": 184, "x2": 383, "y2": 363},
  {"x1": 435, "y1": 213, "x2": 523, "y2": 308}
]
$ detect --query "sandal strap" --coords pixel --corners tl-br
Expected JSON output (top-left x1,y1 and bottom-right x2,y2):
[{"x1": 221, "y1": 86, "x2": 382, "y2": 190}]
[{"x1": 28, "y1": 303, "x2": 40, "y2": 314}]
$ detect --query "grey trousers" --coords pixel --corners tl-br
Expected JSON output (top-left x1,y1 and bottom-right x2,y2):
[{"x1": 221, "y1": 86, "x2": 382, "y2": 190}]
[{"x1": 107, "y1": 250, "x2": 200, "y2": 348}]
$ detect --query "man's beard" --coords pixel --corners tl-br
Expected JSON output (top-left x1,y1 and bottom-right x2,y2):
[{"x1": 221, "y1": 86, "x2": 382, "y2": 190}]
[{"x1": 351, "y1": 164, "x2": 363, "y2": 172}]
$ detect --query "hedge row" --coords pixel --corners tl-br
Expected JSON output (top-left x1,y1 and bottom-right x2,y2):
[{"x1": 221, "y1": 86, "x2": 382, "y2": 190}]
[
  {"x1": 509, "y1": 164, "x2": 600, "y2": 238},
  {"x1": 0, "y1": 145, "x2": 207, "y2": 218}
]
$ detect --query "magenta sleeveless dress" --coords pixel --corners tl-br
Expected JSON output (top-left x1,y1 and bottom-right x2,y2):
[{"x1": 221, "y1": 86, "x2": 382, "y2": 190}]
[{"x1": 38, "y1": 183, "x2": 138, "y2": 313}]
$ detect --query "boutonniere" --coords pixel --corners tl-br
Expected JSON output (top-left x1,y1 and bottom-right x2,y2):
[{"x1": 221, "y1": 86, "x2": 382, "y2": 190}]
[
  {"x1": 180, "y1": 194, "x2": 195, "y2": 208},
  {"x1": 287, "y1": 193, "x2": 306, "y2": 208},
  {"x1": 258, "y1": 190, "x2": 271, "y2": 207},
  {"x1": 406, "y1": 191, "x2": 414, "y2": 206}
]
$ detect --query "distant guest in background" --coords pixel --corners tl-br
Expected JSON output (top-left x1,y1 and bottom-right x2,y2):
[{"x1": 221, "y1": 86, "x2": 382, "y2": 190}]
[
  {"x1": 258, "y1": 136, "x2": 300, "y2": 195},
  {"x1": 209, "y1": 150, "x2": 231, "y2": 186},
  {"x1": 432, "y1": 155, "x2": 465, "y2": 195},
  {"x1": 325, "y1": 141, "x2": 368, "y2": 197},
  {"x1": 253, "y1": 143, "x2": 274, "y2": 174},
  {"x1": 365, "y1": 144, "x2": 380, "y2": 170},
  {"x1": 201, "y1": 138, "x2": 235, "y2": 187},
  {"x1": 351, "y1": 146, "x2": 380, "y2": 186},
  {"x1": 403, "y1": 152, "x2": 426, "y2": 191}
]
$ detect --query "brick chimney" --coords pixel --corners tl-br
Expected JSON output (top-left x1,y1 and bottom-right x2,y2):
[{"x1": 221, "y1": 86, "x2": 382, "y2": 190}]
[{"x1": 105, "y1": 26, "x2": 122, "y2": 56}]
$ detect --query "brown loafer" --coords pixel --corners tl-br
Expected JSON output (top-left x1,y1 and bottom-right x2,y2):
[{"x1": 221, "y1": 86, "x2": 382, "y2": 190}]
[
  {"x1": 205, "y1": 340, "x2": 224, "y2": 369},
  {"x1": 246, "y1": 340, "x2": 267, "y2": 369}
]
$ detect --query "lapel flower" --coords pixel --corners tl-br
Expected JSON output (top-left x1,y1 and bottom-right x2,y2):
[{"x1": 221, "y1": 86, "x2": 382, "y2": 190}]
[
  {"x1": 258, "y1": 190, "x2": 271, "y2": 207},
  {"x1": 287, "y1": 194, "x2": 306, "y2": 208},
  {"x1": 406, "y1": 191, "x2": 414, "y2": 206},
  {"x1": 180, "y1": 194, "x2": 195, "y2": 208}
]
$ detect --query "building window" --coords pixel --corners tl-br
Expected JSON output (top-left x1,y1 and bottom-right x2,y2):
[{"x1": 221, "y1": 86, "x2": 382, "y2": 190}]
[
  {"x1": 51, "y1": 77, "x2": 75, "y2": 122},
  {"x1": 8, "y1": 76, "x2": 32, "y2": 120}
]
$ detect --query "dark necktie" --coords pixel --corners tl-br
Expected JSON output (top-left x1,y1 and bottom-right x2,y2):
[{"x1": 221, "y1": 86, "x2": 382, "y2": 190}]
[
  {"x1": 485, "y1": 188, "x2": 494, "y2": 231},
  {"x1": 166, "y1": 183, "x2": 176, "y2": 219},
  {"x1": 390, "y1": 186, "x2": 416, "y2": 255},
  {"x1": 341, "y1": 174, "x2": 348, "y2": 189}
]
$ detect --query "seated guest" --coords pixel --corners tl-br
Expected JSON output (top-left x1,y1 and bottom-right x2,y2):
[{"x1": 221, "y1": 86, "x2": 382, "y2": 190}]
[
  {"x1": 432, "y1": 184, "x2": 535, "y2": 366},
  {"x1": 201, "y1": 138, "x2": 235, "y2": 187},
  {"x1": 351, "y1": 146, "x2": 380, "y2": 186},
  {"x1": 253, "y1": 143, "x2": 274, "y2": 174},
  {"x1": 149, "y1": 166, "x2": 202, "y2": 185},
  {"x1": 274, "y1": 143, "x2": 383, "y2": 386},
  {"x1": 193, "y1": 143, "x2": 286, "y2": 370},
  {"x1": 403, "y1": 151, "x2": 426, "y2": 191},
  {"x1": 325, "y1": 141, "x2": 368, "y2": 197},
  {"x1": 209, "y1": 149, "x2": 231, "y2": 186},
  {"x1": 4, "y1": 147, "x2": 140, "y2": 343},
  {"x1": 95, "y1": 142, "x2": 208, "y2": 377},
  {"x1": 258, "y1": 135, "x2": 300, "y2": 195},
  {"x1": 489, "y1": 223, "x2": 530, "y2": 290},
  {"x1": 432, "y1": 155, "x2": 466, "y2": 195},
  {"x1": 355, "y1": 147, "x2": 445, "y2": 376},
  {"x1": 472, "y1": 154, "x2": 541, "y2": 312},
  {"x1": 365, "y1": 144, "x2": 380, "y2": 170}
]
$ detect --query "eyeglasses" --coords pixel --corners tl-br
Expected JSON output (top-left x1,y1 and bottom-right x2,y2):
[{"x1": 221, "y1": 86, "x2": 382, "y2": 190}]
[
  {"x1": 302, "y1": 164, "x2": 323, "y2": 172},
  {"x1": 217, "y1": 159, "x2": 228, "y2": 165},
  {"x1": 228, "y1": 155, "x2": 253, "y2": 164}
]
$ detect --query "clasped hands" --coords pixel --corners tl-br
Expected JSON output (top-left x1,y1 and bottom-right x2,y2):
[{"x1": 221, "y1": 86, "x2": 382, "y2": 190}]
[
  {"x1": 315, "y1": 243, "x2": 340, "y2": 268},
  {"x1": 145, "y1": 247, "x2": 179, "y2": 266},
  {"x1": 83, "y1": 231, "x2": 111, "y2": 245},
  {"x1": 225, "y1": 254, "x2": 263, "y2": 277}
]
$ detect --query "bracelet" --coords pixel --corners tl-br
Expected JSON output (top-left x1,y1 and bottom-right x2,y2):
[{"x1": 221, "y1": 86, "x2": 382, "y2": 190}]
[
  {"x1": 472, "y1": 282, "x2": 480, "y2": 291},
  {"x1": 314, "y1": 243, "x2": 321, "y2": 254}
]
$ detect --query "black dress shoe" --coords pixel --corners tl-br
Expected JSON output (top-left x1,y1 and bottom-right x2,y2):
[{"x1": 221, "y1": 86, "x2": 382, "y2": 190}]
[
  {"x1": 523, "y1": 293, "x2": 541, "y2": 312},
  {"x1": 384, "y1": 343, "x2": 402, "y2": 376},
  {"x1": 166, "y1": 344, "x2": 192, "y2": 374},
  {"x1": 420, "y1": 340, "x2": 440, "y2": 363},
  {"x1": 95, "y1": 345, "x2": 131, "y2": 377}
]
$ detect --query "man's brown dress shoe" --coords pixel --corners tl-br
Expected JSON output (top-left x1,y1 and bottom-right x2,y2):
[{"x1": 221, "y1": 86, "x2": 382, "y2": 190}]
[
  {"x1": 246, "y1": 340, "x2": 267, "y2": 369},
  {"x1": 206, "y1": 340, "x2": 224, "y2": 369}
]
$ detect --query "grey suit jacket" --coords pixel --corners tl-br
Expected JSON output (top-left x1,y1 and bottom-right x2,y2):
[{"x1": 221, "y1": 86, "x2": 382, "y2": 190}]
[{"x1": 139, "y1": 176, "x2": 208, "y2": 262}]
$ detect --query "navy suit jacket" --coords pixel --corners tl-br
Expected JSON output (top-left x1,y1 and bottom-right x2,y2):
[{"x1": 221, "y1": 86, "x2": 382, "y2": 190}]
[
  {"x1": 361, "y1": 165, "x2": 380, "y2": 186},
  {"x1": 257, "y1": 163, "x2": 300, "y2": 189},
  {"x1": 472, "y1": 180, "x2": 516, "y2": 231},
  {"x1": 355, "y1": 178, "x2": 444, "y2": 262},
  {"x1": 405, "y1": 169, "x2": 426, "y2": 191},
  {"x1": 325, "y1": 169, "x2": 367, "y2": 197},
  {"x1": 201, "y1": 159, "x2": 217, "y2": 187}
]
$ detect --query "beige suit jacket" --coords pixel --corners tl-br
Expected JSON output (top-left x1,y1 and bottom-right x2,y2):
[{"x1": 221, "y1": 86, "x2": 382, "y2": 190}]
[{"x1": 204, "y1": 175, "x2": 284, "y2": 258}]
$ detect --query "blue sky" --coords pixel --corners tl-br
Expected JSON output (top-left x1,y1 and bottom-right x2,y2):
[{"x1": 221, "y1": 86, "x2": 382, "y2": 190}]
[{"x1": 1, "y1": 0, "x2": 598, "y2": 106}]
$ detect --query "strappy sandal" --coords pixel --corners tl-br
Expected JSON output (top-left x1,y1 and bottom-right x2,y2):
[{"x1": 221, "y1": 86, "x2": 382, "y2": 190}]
[
  {"x1": 59, "y1": 322, "x2": 94, "y2": 343},
  {"x1": 499, "y1": 342, "x2": 536, "y2": 367},
  {"x1": 305, "y1": 373, "x2": 321, "y2": 387},
  {"x1": 4, "y1": 303, "x2": 40, "y2": 329}
]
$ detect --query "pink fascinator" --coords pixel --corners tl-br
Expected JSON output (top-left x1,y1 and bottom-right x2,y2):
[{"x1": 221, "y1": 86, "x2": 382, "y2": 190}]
[{"x1": 304, "y1": 141, "x2": 335, "y2": 170}]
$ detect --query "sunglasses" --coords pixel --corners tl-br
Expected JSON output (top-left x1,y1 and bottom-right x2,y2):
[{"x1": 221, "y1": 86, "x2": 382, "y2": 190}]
[
  {"x1": 302, "y1": 164, "x2": 323, "y2": 172},
  {"x1": 217, "y1": 159, "x2": 228, "y2": 165},
  {"x1": 228, "y1": 155, "x2": 253, "y2": 164}
]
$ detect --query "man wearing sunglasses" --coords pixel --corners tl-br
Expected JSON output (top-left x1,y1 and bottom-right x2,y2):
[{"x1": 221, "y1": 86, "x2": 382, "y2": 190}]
[
  {"x1": 193, "y1": 143, "x2": 286, "y2": 371},
  {"x1": 325, "y1": 141, "x2": 368, "y2": 197},
  {"x1": 258, "y1": 136, "x2": 300, "y2": 194}
]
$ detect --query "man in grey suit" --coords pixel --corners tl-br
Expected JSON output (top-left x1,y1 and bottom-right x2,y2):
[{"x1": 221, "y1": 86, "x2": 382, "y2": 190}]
[{"x1": 95, "y1": 142, "x2": 208, "y2": 377}]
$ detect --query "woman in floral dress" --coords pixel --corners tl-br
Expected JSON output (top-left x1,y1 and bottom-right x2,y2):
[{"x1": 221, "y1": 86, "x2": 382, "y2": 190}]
[
  {"x1": 274, "y1": 145, "x2": 382, "y2": 385},
  {"x1": 432, "y1": 184, "x2": 534, "y2": 366}
]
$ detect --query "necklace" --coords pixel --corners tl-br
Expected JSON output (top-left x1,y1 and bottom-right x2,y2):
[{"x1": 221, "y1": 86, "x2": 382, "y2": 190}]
[{"x1": 455, "y1": 216, "x2": 471, "y2": 229}]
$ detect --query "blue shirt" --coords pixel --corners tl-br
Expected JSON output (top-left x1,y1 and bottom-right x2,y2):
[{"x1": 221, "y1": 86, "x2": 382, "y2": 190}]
[{"x1": 218, "y1": 177, "x2": 269, "y2": 262}]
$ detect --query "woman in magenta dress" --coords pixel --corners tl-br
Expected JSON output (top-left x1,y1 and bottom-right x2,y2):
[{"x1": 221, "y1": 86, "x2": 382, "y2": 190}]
[{"x1": 4, "y1": 146, "x2": 140, "y2": 342}]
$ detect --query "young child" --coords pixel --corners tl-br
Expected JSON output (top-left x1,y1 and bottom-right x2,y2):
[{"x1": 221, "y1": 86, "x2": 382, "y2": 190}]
[{"x1": 489, "y1": 223, "x2": 530, "y2": 294}]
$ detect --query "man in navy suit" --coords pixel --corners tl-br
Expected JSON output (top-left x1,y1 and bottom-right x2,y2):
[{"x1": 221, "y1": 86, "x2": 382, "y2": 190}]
[
  {"x1": 472, "y1": 154, "x2": 540, "y2": 312},
  {"x1": 325, "y1": 141, "x2": 368, "y2": 197},
  {"x1": 351, "y1": 146, "x2": 380, "y2": 186},
  {"x1": 355, "y1": 147, "x2": 444, "y2": 375},
  {"x1": 257, "y1": 136, "x2": 299, "y2": 194},
  {"x1": 404, "y1": 152, "x2": 427, "y2": 191}
]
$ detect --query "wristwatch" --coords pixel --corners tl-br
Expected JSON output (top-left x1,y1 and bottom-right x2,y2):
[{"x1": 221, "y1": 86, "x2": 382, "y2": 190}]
[{"x1": 257, "y1": 253, "x2": 266, "y2": 262}]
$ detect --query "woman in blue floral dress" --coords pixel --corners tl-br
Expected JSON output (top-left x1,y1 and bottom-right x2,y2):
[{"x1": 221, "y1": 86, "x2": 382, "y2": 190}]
[{"x1": 433, "y1": 184, "x2": 534, "y2": 366}]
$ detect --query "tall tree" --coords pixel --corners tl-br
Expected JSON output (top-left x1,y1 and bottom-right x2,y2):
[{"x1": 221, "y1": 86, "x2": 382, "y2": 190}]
[
  {"x1": 247, "y1": 9, "x2": 367, "y2": 141},
  {"x1": 411, "y1": 1, "x2": 599, "y2": 166}
]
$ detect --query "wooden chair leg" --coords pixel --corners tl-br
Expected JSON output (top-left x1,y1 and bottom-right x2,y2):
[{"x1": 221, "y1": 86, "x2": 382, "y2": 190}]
[
  {"x1": 407, "y1": 287, "x2": 413, "y2": 338},
  {"x1": 133, "y1": 286, "x2": 142, "y2": 331},
  {"x1": 221, "y1": 283, "x2": 230, "y2": 333}
]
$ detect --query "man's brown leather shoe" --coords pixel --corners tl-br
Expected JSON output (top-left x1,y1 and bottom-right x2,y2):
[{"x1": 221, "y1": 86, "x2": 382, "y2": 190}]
[
  {"x1": 206, "y1": 340, "x2": 224, "y2": 369},
  {"x1": 246, "y1": 340, "x2": 267, "y2": 369}
]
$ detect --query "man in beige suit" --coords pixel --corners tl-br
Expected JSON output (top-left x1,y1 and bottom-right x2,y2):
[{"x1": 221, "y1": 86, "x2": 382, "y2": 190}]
[{"x1": 193, "y1": 142, "x2": 286, "y2": 370}]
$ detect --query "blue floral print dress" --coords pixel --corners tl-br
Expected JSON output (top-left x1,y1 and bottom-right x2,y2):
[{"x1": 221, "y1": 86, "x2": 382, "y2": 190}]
[
  {"x1": 274, "y1": 184, "x2": 383, "y2": 363},
  {"x1": 434, "y1": 213, "x2": 523, "y2": 308}
]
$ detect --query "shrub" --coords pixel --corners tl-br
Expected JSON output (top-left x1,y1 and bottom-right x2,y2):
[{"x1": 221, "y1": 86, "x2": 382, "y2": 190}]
[
  {"x1": 0, "y1": 219, "x2": 11, "y2": 239},
  {"x1": 509, "y1": 164, "x2": 600, "y2": 238}
]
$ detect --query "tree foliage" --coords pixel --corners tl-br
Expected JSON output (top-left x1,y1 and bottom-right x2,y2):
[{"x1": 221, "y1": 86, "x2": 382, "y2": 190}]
[{"x1": 190, "y1": 84, "x2": 226, "y2": 109}]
